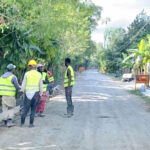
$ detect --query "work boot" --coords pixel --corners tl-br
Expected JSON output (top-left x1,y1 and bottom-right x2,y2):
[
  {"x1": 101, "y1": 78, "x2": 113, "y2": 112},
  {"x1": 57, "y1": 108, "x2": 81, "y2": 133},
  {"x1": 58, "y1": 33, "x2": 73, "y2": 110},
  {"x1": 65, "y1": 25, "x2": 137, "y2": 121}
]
[
  {"x1": 29, "y1": 124, "x2": 35, "y2": 128},
  {"x1": 3, "y1": 120, "x2": 7, "y2": 126},
  {"x1": 66, "y1": 114, "x2": 73, "y2": 118},
  {"x1": 38, "y1": 112, "x2": 45, "y2": 117},
  {"x1": 7, "y1": 119, "x2": 15, "y2": 128},
  {"x1": 35, "y1": 112, "x2": 39, "y2": 117},
  {"x1": 49, "y1": 95, "x2": 53, "y2": 98},
  {"x1": 20, "y1": 123, "x2": 26, "y2": 127},
  {"x1": 64, "y1": 113, "x2": 73, "y2": 118}
]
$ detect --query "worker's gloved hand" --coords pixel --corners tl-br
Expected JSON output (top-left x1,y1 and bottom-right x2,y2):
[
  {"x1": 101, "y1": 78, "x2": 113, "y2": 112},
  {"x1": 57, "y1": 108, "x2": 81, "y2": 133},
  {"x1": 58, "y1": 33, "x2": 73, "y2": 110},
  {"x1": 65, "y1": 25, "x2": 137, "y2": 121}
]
[
  {"x1": 19, "y1": 90, "x2": 24, "y2": 96},
  {"x1": 43, "y1": 81, "x2": 47, "y2": 84},
  {"x1": 20, "y1": 91, "x2": 24, "y2": 94}
]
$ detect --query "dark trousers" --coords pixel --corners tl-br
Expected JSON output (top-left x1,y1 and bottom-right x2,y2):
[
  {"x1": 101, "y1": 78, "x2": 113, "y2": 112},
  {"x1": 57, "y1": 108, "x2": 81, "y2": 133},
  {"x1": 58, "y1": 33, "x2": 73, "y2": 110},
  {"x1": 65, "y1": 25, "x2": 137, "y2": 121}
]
[
  {"x1": 65, "y1": 86, "x2": 74, "y2": 115},
  {"x1": 21, "y1": 92, "x2": 39, "y2": 125},
  {"x1": 47, "y1": 83, "x2": 54, "y2": 95}
]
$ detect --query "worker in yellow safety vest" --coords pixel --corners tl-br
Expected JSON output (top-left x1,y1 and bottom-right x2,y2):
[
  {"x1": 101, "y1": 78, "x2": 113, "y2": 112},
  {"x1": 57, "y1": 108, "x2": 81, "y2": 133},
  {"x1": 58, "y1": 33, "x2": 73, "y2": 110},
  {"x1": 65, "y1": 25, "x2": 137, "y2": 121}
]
[
  {"x1": 36, "y1": 64, "x2": 51, "y2": 117},
  {"x1": 0, "y1": 64, "x2": 20, "y2": 127},
  {"x1": 48, "y1": 71, "x2": 54, "y2": 83},
  {"x1": 21, "y1": 60, "x2": 43, "y2": 127},
  {"x1": 47, "y1": 71, "x2": 55, "y2": 97},
  {"x1": 64, "y1": 58, "x2": 75, "y2": 117}
]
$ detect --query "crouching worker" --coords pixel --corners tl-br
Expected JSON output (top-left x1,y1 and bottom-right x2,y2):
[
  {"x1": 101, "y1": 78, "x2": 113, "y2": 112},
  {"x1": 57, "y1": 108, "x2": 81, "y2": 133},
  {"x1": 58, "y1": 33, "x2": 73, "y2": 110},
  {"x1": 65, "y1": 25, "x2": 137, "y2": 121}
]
[
  {"x1": 0, "y1": 64, "x2": 20, "y2": 127},
  {"x1": 36, "y1": 64, "x2": 49, "y2": 117},
  {"x1": 21, "y1": 60, "x2": 43, "y2": 127}
]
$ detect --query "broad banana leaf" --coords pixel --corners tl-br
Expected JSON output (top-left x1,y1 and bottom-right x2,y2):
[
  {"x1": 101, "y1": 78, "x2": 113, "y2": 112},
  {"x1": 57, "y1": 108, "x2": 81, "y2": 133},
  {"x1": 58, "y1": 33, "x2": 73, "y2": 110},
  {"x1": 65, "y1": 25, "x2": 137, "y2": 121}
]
[{"x1": 139, "y1": 39, "x2": 144, "y2": 53}]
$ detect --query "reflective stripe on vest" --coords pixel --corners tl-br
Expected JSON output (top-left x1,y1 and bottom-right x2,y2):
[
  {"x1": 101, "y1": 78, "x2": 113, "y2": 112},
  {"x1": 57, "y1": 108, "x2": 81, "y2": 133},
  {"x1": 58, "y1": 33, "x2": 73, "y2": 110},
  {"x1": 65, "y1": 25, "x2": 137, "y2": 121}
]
[
  {"x1": 25, "y1": 70, "x2": 41, "y2": 91},
  {"x1": 48, "y1": 76, "x2": 54, "y2": 82},
  {"x1": 42, "y1": 72, "x2": 47, "y2": 92},
  {"x1": 0, "y1": 75, "x2": 16, "y2": 96},
  {"x1": 64, "y1": 66, "x2": 75, "y2": 87}
]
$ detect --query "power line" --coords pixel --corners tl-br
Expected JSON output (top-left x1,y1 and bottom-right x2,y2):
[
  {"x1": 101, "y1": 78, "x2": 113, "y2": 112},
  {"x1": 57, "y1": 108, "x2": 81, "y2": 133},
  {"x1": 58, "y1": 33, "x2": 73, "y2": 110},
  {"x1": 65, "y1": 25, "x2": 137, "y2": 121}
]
[{"x1": 119, "y1": 20, "x2": 150, "y2": 51}]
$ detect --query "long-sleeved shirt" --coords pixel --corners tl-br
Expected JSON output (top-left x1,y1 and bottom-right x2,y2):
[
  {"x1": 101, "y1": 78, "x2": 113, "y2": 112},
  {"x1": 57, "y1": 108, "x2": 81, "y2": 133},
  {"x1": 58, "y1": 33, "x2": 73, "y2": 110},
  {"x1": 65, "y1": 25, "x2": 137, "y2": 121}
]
[
  {"x1": 1, "y1": 72, "x2": 21, "y2": 90},
  {"x1": 21, "y1": 71, "x2": 43, "y2": 100}
]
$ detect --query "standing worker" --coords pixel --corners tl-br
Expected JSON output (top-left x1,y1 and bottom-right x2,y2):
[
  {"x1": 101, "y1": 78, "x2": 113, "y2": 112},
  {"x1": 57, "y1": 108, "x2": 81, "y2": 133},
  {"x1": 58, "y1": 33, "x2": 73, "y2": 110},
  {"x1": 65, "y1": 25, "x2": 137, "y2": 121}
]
[
  {"x1": 47, "y1": 71, "x2": 55, "y2": 98},
  {"x1": 0, "y1": 64, "x2": 20, "y2": 127},
  {"x1": 36, "y1": 64, "x2": 49, "y2": 117},
  {"x1": 21, "y1": 60, "x2": 43, "y2": 127},
  {"x1": 47, "y1": 71, "x2": 54, "y2": 83},
  {"x1": 64, "y1": 58, "x2": 75, "y2": 117}
]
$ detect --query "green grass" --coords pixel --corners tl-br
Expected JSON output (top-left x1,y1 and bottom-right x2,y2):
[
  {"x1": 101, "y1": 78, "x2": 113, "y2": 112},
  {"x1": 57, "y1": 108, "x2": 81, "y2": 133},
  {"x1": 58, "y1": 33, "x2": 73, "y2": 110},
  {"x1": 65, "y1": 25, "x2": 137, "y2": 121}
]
[
  {"x1": 129, "y1": 89, "x2": 150, "y2": 106},
  {"x1": 106, "y1": 72, "x2": 122, "y2": 80}
]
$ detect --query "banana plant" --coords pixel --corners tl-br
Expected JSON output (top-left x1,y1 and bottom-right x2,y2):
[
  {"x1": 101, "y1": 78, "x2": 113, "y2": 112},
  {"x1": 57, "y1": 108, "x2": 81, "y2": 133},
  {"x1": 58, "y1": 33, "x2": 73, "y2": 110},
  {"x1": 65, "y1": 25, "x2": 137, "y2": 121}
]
[
  {"x1": 122, "y1": 53, "x2": 135, "y2": 68},
  {"x1": 142, "y1": 35, "x2": 150, "y2": 64},
  {"x1": 122, "y1": 39, "x2": 145, "y2": 70},
  {"x1": 122, "y1": 36, "x2": 150, "y2": 75}
]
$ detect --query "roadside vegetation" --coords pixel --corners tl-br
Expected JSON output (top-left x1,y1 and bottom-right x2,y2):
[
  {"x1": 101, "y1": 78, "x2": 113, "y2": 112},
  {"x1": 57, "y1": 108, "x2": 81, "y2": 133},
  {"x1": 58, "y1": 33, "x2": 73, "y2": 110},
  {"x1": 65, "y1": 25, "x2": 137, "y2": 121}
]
[
  {"x1": 0, "y1": 0, "x2": 102, "y2": 81},
  {"x1": 98, "y1": 11, "x2": 150, "y2": 76}
]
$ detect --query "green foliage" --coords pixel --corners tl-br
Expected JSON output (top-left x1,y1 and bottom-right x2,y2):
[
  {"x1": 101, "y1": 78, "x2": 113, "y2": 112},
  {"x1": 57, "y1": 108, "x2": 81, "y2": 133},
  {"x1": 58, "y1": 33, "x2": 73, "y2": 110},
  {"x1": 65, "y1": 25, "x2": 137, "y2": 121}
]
[
  {"x1": 123, "y1": 35, "x2": 150, "y2": 72},
  {"x1": 98, "y1": 10, "x2": 150, "y2": 74},
  {"x1": 126, "y1": 10, "x2": 150, "y2": 49},
  {"x1": 0, "y1": 0, "x2": 102, "y2": 80},
  {"x1": 98, "y1": 28, "x2": 126, "y2": 73}
]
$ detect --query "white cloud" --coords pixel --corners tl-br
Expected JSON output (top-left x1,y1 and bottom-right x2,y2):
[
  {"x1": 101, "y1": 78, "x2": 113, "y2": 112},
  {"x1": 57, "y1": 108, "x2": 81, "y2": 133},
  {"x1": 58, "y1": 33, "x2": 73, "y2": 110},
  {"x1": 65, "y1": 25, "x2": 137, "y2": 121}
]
[
  {"x1": 91, "y1": 0, "x2": 150, "y2": 43},
  {"x1": 92, "y1": 32, "x2": 104, "y2": 44}
]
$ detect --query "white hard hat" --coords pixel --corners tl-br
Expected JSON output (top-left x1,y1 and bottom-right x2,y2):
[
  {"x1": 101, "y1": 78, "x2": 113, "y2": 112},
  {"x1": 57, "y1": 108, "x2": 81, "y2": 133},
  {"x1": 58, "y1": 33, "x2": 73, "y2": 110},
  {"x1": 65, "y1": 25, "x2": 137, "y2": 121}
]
[{"x1": 37, "y1": 64, "x2": 44, "y2": 68}]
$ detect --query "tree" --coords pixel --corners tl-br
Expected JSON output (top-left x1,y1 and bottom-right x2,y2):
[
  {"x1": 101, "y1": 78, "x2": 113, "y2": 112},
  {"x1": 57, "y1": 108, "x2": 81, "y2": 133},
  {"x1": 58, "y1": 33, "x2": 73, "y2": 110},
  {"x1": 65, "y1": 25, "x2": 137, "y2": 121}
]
[
  {"x1": 0, "y1": 0, "x2": 102, "y2": 79},
  {"x1": 99, "y1": 28, "x2": 126, "y2": 73}
]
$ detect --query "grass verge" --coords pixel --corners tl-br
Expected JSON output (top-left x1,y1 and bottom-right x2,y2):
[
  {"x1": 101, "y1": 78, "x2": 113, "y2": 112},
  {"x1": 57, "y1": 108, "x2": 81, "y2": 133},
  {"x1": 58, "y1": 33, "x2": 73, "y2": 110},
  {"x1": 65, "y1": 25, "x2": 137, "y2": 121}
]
[{"x1": 129, "y1": 89, "x2": 150, "y2": 106}]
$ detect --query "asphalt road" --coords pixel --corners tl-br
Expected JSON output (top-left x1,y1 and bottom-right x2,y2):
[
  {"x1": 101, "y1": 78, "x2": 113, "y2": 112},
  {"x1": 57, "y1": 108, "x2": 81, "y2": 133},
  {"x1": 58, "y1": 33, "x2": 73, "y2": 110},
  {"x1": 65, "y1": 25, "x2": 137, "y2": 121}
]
[{"x1": 0, "y1": 70, "x2": 150, "y2": 150}]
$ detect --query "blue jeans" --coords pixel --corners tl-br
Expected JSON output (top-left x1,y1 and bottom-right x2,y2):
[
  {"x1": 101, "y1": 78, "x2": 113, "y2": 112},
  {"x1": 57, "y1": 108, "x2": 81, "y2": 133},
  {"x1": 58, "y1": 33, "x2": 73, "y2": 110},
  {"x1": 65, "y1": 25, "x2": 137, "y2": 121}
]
[
  {"x1": 65, "y1": 86, "x2": 74, "y2": 115},
  {"x1": 21, "y1": 92, "x2": 39, "y2": 125},
  {"x1": 47, "y1": 83, "x2": 54, "y2": 95}
]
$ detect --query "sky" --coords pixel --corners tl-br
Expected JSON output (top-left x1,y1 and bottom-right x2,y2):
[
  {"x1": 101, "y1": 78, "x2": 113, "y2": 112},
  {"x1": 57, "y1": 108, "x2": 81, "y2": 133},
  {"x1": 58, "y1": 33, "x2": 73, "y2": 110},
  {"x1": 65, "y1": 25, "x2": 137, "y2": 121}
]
[{"x1": 91, "y1": 0, "x2": 150, "y2": 43}]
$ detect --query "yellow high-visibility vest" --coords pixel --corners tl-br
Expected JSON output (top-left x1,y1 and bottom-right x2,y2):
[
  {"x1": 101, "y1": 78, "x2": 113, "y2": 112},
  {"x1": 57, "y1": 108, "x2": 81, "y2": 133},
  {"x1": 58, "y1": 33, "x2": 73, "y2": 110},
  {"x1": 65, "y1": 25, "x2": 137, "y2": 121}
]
[
  {"x1": 48, "y1": 76, "x2": 54, "y2": 82},
  {"x1": 25, "y1": 70, "x2": 41, "y2": 91},
  {"x1": 0, "y1": 75, "x2": 16, "y2": 96},
  {"x1": 64, "y1": 65, "x2": 75, "y2": 87},
  {"x1": 42, "y1": 72, "x2": 47, "y2": 92}
]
